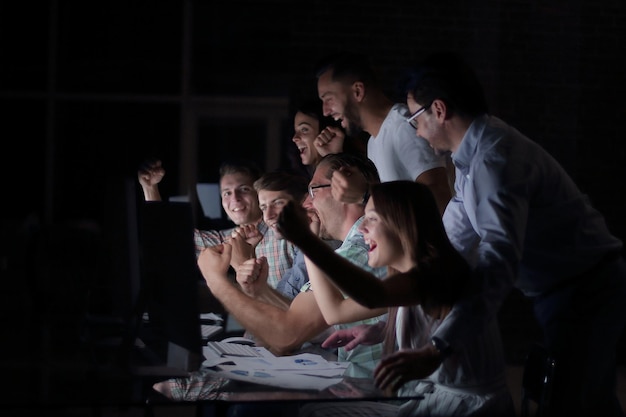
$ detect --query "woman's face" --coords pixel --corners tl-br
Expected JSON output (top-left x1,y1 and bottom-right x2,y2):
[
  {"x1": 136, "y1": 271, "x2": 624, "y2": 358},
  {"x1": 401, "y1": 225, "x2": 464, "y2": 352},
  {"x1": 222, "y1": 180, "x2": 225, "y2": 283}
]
[
  {"x1": 292, "y1": 111, "x2": 322, "y2": 166},
  {"x1": 358, "y1": 198, "x2": 406, "y2": 270}
]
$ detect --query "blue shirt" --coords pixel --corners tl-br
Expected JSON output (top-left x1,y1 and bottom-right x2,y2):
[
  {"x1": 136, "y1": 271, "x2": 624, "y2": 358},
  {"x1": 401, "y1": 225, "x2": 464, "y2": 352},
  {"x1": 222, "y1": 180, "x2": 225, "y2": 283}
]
[
  {"x1": 276, "y1": 239, "x2": 342, "y2": 300},
  {"x1": 275, "y1": 249, "x2": 308, "y2": 299},
  {"x1": 435, "y1": 114, "x2": 623, "y2": 351}
]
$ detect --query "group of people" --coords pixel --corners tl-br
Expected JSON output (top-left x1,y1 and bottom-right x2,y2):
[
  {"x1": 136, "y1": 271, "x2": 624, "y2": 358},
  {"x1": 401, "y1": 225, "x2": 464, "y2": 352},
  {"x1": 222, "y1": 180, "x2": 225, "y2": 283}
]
[{"x1": 138, "y1": 51, "x2": 626, "y2": 417}]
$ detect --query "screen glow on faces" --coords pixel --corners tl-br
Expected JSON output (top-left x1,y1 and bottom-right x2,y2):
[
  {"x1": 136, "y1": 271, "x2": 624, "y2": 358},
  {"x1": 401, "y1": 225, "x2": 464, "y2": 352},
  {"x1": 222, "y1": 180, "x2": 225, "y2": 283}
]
[
  {"x1": 220, "y1": 173, "x2": 261, "y2": 225},
  {"x1": 258, "y1": 189, "x2": 292, "y2": 227},
  {"x1": 308, "y1": 165, "x2": 338, "y2": 240},
  {"x1": 318, "y1": 70, "x2": 352, "y2": 130},
  {"x1": 292, "y1": 112, "x2": 321, "y2": 166},
  {"x1": 406, "y1": 94, "x2": 447, "y2": 155},
  {"x1": 358, "y1": 199, "x2": 405, "y2": 270}
]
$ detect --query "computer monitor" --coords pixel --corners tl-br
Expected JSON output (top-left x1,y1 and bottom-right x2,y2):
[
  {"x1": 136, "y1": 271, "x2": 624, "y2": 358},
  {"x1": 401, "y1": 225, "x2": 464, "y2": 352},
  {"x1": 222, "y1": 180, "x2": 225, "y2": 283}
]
[
  {"x1": 136, "y1": 200, "x2": 204, "y2": 372},
  {"x1": 90, "y1": 178, "x2": 204, "y2": 375}
]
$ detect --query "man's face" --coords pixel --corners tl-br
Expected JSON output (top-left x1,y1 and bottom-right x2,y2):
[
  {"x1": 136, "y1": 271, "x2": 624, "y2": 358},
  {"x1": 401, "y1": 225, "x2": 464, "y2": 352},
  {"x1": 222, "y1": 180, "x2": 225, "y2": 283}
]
[
  {"x1": 406, "y1": 93, "x2": 448, "y2": 156},
  {"x1": 220, "y1": 172, "x2": 262, "y2": 225},
  {"x1": 309, "y1": 163, "x2": 343, "y2": 241},
  {"x1": 317, "y1": 69, "x2": 363, "y2": 137},
  {"x1": 257, "y1": 189, "x2": 292, "y2": 238},
  {"x1": 301, "y1": 192, "x2": 326, "y2": 239}
]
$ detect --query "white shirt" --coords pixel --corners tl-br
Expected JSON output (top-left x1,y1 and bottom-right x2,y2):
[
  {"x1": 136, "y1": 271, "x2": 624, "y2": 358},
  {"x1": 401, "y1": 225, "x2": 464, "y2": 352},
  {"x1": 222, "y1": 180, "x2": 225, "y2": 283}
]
[{"x1": 367, "y1": 103, "x2": 445, "y2": 182}]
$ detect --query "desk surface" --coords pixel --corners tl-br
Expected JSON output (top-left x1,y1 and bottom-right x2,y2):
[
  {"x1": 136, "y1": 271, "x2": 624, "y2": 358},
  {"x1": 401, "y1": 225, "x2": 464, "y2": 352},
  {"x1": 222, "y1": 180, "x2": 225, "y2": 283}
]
[
  {"x1": 0, "y1": 313, "x2": 419, "y2": 413},
  {"x1": 0, "y1": 361, "x2": 421, "y2": 413},
  {"x1": 150, "y1": 367, "x2": 408, "y2": 404},
  {"x1": 148, "y1": 367, "x2": 422, "y2": 417}
]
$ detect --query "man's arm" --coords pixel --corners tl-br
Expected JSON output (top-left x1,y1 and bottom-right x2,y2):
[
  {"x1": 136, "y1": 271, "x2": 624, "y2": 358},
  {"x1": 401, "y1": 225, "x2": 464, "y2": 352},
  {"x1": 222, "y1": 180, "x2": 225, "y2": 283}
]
[
  {"x1": 328, "y1": 166, "x2": 368, "y2": 205},
  {"x1": 197, "y1": 245, "x2": 329, "y2": 356},
  {"x1": 137, "y1": 159, "x2": 165, "y2": 201},
  {"x1": 434, "y1": 158, "x2": 527, "y2": 353},
  {"x1": 229, "y1": 227, "x2": 258, "y2": 270},
  {"x1": 235, "y1": 258, "x2": 292, "y2": 310},
  {"x1": 194, "y1": 228, "x2": 230, "y2": 258},
  {"x1": 392, "y1": 121, "x2": 452, "y2": 214},
  {"x1": 415, "y1": 167, "x2": 452, "y2": 216},
  {"x1": 314, "y1": 126, "x2": 345, "y2": 157},
  {"x1": 215, "y1": 282, "x2": 328, "y2": 356},
  {"x1": 277, "y1": 202, "x2": 420, "y2": 309}
]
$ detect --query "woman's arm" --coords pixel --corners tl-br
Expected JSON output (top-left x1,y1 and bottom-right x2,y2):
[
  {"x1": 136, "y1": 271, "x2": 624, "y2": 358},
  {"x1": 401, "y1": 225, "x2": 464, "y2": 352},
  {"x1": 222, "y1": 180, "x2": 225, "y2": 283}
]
[
  {"x1": 278, "y1": 201, "x2": 421, "y2": 308},
  {"x1": 304, "y1": 256, "x2": 386, "y2": 324}
]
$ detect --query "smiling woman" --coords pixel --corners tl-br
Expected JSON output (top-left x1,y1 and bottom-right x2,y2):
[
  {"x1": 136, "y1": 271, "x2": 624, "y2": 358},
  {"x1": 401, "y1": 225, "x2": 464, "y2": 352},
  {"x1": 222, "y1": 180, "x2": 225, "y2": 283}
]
[
  {"x1": 290, "y1": 99, "x2": 347, "y2": 176},
  {"x1": 277, "y1": 180, "x2": 516, "y2": 416}
]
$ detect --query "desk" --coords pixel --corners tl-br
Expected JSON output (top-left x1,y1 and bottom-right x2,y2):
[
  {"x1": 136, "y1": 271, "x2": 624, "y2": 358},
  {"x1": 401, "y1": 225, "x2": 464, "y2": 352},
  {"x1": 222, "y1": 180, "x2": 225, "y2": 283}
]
[
  {"x1": 0, "y1": 362, "x2": 420, "y2": 417},
  {"x1": 149, "y1": 366, "x2": 422, "y2": 417},
  {"x1": 0, "y1": 331, "x2": 420, "y2": 417}
]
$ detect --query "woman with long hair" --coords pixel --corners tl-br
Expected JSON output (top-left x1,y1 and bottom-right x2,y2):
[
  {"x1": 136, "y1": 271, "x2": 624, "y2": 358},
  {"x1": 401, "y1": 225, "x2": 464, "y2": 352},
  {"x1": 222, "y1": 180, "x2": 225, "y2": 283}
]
[{"x1": 277, "y1": 180, "x2": 514, "y2": 416}]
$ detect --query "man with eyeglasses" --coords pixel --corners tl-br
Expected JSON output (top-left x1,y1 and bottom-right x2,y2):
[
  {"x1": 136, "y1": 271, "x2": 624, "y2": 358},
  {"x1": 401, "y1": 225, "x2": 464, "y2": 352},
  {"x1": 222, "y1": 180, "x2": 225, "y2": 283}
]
[
  {"x1": 399, "y1": 52, "x2": 624, "y2": 417},
  {"x1": 230, "y1": 170, "x2": 338, "y2": 302},
  {"x1": 198, "y1": 153, "x2": 387, "y2": 379},
  {"x1": 315, "y1": 51, "x2": 452, "y2": 214}
]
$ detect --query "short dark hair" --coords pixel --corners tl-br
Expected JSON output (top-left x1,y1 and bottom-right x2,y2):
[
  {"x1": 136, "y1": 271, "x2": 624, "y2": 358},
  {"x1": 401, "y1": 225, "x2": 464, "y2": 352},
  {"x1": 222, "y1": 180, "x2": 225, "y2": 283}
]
[
  {"x1": 403, "y1": 52, "x2": 488, "y2": 118},
  {"x1": 314, "y1": 51, "x2": 381, "y2": 89},
  {"x1": 253, "y1": 171, "x2": 309, "y2": 202},
  {"x1": 317, "y1": 152, "x2": 380, "y2": 185},
  {"x1": 218, "y1": 158, "x2": 262, "y2": 182}
]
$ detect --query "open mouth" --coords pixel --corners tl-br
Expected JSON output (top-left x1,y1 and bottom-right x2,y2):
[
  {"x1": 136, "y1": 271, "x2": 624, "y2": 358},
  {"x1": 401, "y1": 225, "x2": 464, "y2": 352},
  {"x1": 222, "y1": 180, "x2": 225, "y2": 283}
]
[{"x1": 364, "y1": 239, "x2": 377, "y2": 253}]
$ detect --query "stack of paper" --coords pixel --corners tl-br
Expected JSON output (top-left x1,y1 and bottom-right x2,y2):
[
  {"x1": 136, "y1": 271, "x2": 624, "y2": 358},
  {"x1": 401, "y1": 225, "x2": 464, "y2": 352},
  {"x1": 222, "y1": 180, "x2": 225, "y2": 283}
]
[{"x1": 202, "y1": 348, "x2": 349, "y2": 391}]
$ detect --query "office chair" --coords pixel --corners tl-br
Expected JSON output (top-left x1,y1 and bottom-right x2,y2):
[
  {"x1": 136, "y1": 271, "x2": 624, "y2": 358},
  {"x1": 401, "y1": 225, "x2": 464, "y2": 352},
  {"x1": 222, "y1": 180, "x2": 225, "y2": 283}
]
[{"x1": 521, "y1": 343, "x2": 556, "y2": 417}]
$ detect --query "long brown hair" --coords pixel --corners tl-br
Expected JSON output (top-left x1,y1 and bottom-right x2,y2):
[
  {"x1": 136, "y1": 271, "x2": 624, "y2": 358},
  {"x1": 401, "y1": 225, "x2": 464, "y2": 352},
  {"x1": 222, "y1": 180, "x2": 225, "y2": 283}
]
[{"x1": 364, "y1": 181, "x2": 470, "y2": 354}]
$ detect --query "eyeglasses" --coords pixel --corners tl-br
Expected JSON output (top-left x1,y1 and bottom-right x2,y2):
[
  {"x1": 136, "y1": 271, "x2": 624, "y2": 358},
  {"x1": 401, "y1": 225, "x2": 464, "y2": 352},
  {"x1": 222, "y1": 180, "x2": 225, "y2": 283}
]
[
  {"x1": 405, "y1": 103, "x2": 432, "y2": 129},
  {"x1": 308, "y1": 184, "x2": 331, "y2": 199}
]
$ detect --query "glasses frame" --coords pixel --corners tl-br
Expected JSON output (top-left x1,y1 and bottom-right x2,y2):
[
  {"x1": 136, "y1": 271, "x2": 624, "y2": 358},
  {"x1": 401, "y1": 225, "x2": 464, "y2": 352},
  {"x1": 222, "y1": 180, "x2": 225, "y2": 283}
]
[
  {"x1": 406, "y1": 103, "x2": 432, "y2": 129},
  {"x1": 308, "y1": 184, "x2": 331, "y2": 199}
]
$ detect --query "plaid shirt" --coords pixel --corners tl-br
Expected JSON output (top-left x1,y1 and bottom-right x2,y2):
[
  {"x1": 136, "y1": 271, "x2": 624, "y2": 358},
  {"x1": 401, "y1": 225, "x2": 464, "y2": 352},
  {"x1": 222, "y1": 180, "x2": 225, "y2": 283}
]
[
  {"x1": 194, "y1": 227, "x2": 233, "y2": 256},
  {"x1": 254, "y1": 224, "x2": 298, "y2": 289},
  {"x1": 193, "y1": 221, "x2": 297, "y2": 290},
  {"x1": 302, "y1": 216, "x2": 387, "y2": 377}
]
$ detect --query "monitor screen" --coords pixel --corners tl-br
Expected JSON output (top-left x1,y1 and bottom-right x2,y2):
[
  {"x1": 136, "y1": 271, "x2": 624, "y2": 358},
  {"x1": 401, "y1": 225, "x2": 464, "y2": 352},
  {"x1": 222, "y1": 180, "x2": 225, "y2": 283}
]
[{"x1": 135, "y1": 200, "x2": 203, "y2": 371}]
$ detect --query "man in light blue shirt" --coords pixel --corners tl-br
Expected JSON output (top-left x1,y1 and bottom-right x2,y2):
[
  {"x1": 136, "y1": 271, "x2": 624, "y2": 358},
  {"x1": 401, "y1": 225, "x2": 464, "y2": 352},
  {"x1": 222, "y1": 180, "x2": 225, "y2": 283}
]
[
  {"x1": 323, "y1": 52, "x2": 626, "y2": 417},
  {"x1": 400, "y1": 52, "x2": 626, "y2": 417}
]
